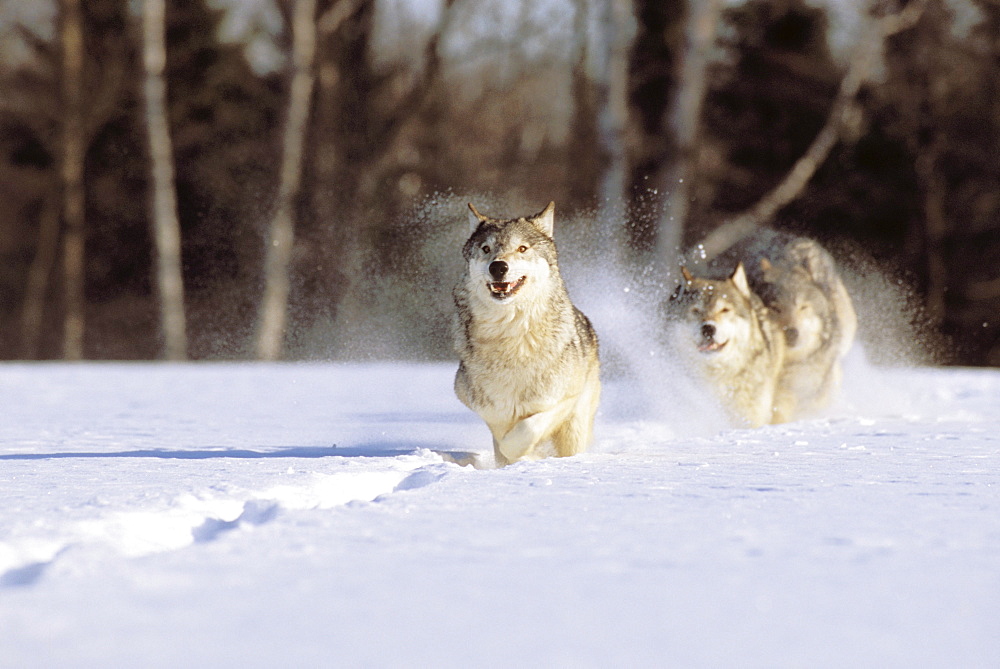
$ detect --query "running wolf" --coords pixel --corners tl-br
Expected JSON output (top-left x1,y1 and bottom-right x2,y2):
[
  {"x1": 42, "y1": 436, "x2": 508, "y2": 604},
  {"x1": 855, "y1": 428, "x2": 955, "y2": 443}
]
[
  {"x1": 453, "y1": 202, "x2": 601, "y2": 466},
  {"x1": 714, "y1": 230, "x2": 856, "y2": 420},
  {"x1": 667, "y1": 264, "x2": 785, "y2": 427}
]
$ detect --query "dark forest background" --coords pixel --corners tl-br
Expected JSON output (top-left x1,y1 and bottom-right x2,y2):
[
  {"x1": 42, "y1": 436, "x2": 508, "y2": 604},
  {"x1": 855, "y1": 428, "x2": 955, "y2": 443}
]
[{"x1": 0, "y1": 0, "x2": 998, "y2": 364}]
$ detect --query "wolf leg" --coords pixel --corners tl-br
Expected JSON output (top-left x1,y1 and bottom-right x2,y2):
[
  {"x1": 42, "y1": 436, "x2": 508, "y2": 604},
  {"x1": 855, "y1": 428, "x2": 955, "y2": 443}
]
[
  {"x1": 497, "y1": 397, "x2": 579, "y2": 463},
  {"x1": 492, "y1": 437, "x2": 511, "y2": 468},
  {"x1": 552, "y1": 374, "x2": 601, "y2": 457},
  {"x1": 807, "y1": 358, "x2": 842, "y2": 414}
]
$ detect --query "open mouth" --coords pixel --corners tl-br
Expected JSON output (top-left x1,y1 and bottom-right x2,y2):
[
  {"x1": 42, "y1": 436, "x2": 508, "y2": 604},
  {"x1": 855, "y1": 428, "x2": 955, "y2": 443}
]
[
  {"x1": 697, "y1": 339, "x2": 727, "y2": 353},
  {"x1": 488, "y1": 276, "x2": 526, "y2": 299}
]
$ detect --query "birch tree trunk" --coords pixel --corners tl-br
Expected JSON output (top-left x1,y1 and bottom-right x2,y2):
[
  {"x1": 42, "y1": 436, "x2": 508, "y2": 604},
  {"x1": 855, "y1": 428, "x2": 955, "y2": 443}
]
[
  {"x1": 60, "y1": 0, "x2": 86, "y2": 360},
  {"x1": 655, "y1": 0, "x2": 722, "y2": 270},
  {"x1": 256, "y1": 0, "x2": 318, "y2": 361},
  {"x1": 142, "y1": 0, "x2": 188, "y2": 360},
  {"x1": 593, "y1": 0, "x2": 636, "y2": 253}
]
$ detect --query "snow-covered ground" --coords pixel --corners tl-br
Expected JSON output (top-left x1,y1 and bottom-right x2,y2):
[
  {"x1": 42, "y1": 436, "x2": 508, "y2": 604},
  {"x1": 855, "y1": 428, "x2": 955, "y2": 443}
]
[{"x1": 1, "y1": 358, "x2": 998, "y2": 667}]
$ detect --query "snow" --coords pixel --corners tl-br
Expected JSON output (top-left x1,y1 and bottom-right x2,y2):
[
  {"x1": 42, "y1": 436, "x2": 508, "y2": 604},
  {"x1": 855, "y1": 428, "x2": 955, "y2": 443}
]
[{"x1": 1, "y1": 359, "x2": 999, "y2": 667}]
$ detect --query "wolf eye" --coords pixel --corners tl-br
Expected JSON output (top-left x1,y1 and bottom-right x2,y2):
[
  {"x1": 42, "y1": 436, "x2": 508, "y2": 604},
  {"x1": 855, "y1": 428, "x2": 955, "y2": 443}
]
[
  {"x1": 517, "y1": 245, "x2": 528, "y2": 253},
  {"x1": 481, "y1": 245, "x2": 491, "y2": 254}
]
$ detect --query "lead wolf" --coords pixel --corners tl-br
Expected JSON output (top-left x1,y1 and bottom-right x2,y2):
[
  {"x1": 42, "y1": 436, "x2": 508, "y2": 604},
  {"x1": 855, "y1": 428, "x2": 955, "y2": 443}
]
[
  {"x1": 667, "y1": 263, "x2": 785, "y2": 427},
  {"x1": 714, "y1": 229, "x2": 857, "y2": 421},
  {"x1": 453, "y1": 202, "x2": 601, "y2": 466}
]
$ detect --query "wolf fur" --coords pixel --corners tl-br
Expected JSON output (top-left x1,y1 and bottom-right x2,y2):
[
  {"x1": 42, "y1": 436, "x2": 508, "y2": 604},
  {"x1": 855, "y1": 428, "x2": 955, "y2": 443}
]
[
  {"x1": 712, "y1": 230, "x2": 856, "y2": 420},
  {"x1": 667, "y1": 263, "x2": 785, "y2": 427},
  {"x1": 453, "y1": 202, "x2": 601, "y2": 466}
]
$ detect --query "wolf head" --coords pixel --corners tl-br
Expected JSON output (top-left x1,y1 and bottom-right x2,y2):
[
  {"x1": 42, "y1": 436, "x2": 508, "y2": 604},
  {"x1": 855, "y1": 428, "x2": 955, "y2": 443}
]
[
  {"x1": 461, "y1": 202, "x2": 560, "y2": 304},
  {"x1": 668, "y1": 264, "x2": 761, "y2": 365},
  {"x1": 754, "y1": 257, "x2": 829, "y2": 358}
]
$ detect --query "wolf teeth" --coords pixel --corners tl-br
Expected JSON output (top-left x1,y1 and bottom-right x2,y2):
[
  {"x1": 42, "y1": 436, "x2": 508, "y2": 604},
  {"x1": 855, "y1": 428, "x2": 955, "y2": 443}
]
[
  {"x1": 698, "y1": 340, "x2": 727, "y2": 353},
  {"x1": 488, "y1": 276, "x2": 525, "y2": 297}
]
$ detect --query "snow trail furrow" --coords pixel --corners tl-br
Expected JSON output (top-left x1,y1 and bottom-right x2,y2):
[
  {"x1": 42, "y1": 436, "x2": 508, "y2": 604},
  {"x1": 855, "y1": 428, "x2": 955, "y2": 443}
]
[
  {"x1": 0, "y1": 560, "x2": 50, "y2": 588},
  {"x1": 0, "y1": 457, "x2": 455, "y2": 588}
]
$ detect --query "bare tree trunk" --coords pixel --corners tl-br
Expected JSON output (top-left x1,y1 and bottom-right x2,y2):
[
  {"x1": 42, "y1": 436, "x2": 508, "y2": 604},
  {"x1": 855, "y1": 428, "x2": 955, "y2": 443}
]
[
  {"x1": 917, "y1": 137, "x2": 947, "y2": 322},
  {"x1": 695, "y1": 1, "x2": 928, "y2": 265},
  {"x1": 655, "y1": 0, "x2": 722, "y2": 270},
  {"x1": 256, "y1": 0, "x2": 318, "y2": 361},
  {"x1": 142, "y1": 0, "x2": 188, "y2": 361},
  {"x1": 60, "y1": 0, "x2": 86, "y2": 360},
  {"x1": 568, "y1": 0, "x2": 600, "y2": 211},
  {"x1": 308, "y1": 0, "x2": 460, "y2": 355},
  {"x1": 19, "y1": 193, "x2": 61, "y2": 359},
  {"x1": 593, "y1": 0, "x2": 636, "y2": 253}
]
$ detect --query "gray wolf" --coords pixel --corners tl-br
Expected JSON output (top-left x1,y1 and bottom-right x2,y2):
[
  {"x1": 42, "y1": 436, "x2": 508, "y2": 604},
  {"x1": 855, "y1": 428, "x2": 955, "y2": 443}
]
[
  {"x1": 712, "y1": 230, "x2": 856, "y2": 420},
  {"x1": 667, "y1": 263, "x2": 785, "y2": 427},
  {"x1": 453, "y1": 202, "x2": 601, "y2": 466}
]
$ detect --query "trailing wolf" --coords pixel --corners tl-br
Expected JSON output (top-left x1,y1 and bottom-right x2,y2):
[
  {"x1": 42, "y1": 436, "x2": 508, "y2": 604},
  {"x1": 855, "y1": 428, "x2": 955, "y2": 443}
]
[
  {"x1": 711, "y1": 229, "x2": 857, "y2": 420},
  {"x1": 667, "y1": 263, "x2": 785, "y2": 427},
  {"x1": 453, "y1": 202, "x2": 601, "y2": 466}
]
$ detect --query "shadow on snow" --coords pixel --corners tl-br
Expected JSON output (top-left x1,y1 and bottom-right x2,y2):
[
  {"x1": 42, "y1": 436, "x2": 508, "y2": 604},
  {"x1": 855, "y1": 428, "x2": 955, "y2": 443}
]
[{"x1": 0, "y1": 442, "x2": 473, "y2": 461}]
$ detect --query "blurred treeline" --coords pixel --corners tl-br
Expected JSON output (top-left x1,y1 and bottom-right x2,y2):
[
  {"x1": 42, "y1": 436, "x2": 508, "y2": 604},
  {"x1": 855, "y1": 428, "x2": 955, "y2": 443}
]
[{"x1": 0, "y1": 0, "x2": 998, "y2": 364}]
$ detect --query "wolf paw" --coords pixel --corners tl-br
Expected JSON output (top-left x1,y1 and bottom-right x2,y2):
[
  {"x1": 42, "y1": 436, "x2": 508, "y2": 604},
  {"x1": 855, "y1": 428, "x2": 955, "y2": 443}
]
[{"x1": 497, "y1": 421, "x2": 543, "y2": 463}]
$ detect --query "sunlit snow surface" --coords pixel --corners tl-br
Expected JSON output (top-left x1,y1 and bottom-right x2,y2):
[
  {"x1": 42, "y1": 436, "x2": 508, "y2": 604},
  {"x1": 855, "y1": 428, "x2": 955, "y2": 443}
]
[{"x1": 1, "y1": 360, "x2": 998, "y2": 667}]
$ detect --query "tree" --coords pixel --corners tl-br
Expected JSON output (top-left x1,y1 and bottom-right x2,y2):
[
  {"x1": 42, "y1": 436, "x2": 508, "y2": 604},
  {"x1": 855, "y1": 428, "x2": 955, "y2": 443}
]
[
  {"x1": 695, "y1": 1, "x2": 928, "y2": 265},
  {"x1": 3, "y1": 0, "x2": 137, "y2": 359},
  {"x1": 876, "y1": 0, "x2": 1000, "y2": 363},
  {"x1": 256, "y1": 0, "x2": 319, "y2": 361},
  {"x1": 19, "y1": 195, "x2": 61, "y2": 359},
  {"x1": 567, "y1": 0, "x2": 601, "y2": 211},
  {"x1": 592, "y1": 0, "x2": 637, "y2": 253},
  {"x1": 291, "y1": 0, "x2": 461, "y2": 356},
  {"x1": 654, "y1": 0, "x2": 723, "y2": 270},
  {"x1": 60, "y1": 0, "x2": 86, "y2": 360},
  {"x1": 155, "y1": 0, "x2": 282, "y2": 359},
  {"x1": 142, "y1": 0, "x2": 188, "y2": 360}
]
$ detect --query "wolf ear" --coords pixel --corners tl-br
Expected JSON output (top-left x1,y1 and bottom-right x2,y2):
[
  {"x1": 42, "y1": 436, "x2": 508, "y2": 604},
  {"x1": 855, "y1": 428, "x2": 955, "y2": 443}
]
[
  {"x1": 799, "y1": 250, "x2": 831, "y2": 284},
  {"x1": 467, "y1": 203, "x2": 488, "y2": 234},
  {"x1": 680, "y1": 266, "x2": 695, "y2": 284},
  {"x1": 530, "y1": 201, "x2": 555, "y2": 237},
  {"x1": 731, "y1": 262, "x2": 752, "y2": 297}
]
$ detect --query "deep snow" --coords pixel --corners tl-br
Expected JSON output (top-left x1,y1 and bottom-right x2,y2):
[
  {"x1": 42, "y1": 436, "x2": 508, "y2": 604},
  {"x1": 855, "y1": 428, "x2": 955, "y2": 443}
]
[{"x1": 1, "y1": 358, "x2": 998, "y2": 667}]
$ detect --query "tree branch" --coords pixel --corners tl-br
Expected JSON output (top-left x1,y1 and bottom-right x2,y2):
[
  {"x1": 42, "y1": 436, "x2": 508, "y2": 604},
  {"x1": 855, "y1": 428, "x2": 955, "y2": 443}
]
[
  {"x1": 318, "y1": 0, "x2": 367, "y2": 35},
  {"x1": 693, "y1": 0, "x2": 928, "y2": 264},
  {"x1": 965, "y1": 276, "x2": 1000, "y2": 301}
]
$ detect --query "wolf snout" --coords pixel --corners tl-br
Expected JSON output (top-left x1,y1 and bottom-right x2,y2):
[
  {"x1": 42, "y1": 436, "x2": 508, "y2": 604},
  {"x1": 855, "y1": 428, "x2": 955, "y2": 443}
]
[
  {"x1": 489, "y1": 260, "x2": 509, "y2": 281},
  {"x1": 784, "y1": 326, "x2": 800, "y2": 348},
  {"x1": 697, "y1": 321, "x2": 727, "y2": 353}
]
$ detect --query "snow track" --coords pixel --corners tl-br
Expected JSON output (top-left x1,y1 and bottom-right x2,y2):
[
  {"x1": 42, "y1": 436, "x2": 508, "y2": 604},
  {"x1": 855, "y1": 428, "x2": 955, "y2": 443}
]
[{"x1": 1, "y1": 451, "x2": 456, "y2": 588}]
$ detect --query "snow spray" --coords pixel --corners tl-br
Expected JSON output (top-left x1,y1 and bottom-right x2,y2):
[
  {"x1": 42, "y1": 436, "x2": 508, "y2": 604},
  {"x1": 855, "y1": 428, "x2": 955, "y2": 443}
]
[{"x1": 296, "y1": 192, "x2": 941, "y2": 431}]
